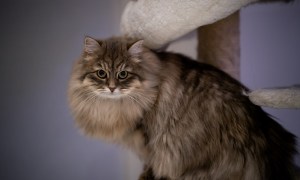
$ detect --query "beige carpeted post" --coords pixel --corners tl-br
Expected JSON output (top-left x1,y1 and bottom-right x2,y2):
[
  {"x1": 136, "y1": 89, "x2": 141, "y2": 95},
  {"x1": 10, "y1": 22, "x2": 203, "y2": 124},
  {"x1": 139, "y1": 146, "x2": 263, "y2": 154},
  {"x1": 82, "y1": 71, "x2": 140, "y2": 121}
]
[{"x1": 197, "y1": 11, "x2": 240, "y2": 80}]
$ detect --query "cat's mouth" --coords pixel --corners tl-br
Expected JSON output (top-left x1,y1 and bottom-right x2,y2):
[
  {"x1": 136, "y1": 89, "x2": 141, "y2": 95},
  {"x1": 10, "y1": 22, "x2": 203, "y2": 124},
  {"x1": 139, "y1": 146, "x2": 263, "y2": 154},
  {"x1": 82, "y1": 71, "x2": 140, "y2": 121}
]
[{"x1": 95, "y1": 88, "x2": 126, "y2": 99}]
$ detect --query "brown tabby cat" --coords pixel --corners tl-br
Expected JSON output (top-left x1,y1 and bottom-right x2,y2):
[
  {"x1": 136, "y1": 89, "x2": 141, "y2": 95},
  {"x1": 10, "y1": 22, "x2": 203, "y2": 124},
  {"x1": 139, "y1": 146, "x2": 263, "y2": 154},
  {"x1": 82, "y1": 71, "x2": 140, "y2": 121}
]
[{"x1": 68, "y1": 36, "x2": 298, "y2": 180}]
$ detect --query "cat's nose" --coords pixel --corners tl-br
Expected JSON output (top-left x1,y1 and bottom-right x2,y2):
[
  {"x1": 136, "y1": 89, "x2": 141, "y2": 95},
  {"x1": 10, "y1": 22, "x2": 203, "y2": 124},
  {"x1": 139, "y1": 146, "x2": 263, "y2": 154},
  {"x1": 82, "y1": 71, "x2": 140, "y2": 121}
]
[{"x1": 109, "y1": 87, "x2": 116, "y2": 92}]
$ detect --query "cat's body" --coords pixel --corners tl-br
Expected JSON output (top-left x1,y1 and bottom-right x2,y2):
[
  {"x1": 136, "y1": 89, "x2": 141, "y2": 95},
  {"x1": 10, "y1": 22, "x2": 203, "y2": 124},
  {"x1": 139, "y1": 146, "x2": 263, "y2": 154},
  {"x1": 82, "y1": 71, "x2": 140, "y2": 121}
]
[{"x1": 68, "y1": 37, "x2": 298, "y2": 180}]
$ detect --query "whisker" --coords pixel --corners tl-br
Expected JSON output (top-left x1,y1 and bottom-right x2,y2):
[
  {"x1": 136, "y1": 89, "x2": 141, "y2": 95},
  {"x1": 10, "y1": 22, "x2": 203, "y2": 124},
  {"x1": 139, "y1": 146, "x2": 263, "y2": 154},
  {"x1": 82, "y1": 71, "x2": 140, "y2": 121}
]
[
  {"x1": 126, "y1": 94, "x2": 144, "y2": 107},
  {"x1": 79, "y1": 90, "x2": 99, "y2": 105},
  {"x1": 130, "y1": 91, "x2": 156, "y2": 103}
]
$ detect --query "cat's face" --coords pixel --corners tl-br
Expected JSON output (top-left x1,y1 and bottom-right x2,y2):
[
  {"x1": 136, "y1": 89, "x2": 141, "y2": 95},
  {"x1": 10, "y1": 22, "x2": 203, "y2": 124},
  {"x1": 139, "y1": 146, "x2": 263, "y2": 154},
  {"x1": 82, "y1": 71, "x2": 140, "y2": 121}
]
[
  {"x1": 74, "y1": 37, "x2": 156, "y2": 100},
  {"x1": 87, "y1": 61, "x2": 134, "y2": 98},
  {"x1": 68, "y1": 37, "x2": 160, "y2": 139}
]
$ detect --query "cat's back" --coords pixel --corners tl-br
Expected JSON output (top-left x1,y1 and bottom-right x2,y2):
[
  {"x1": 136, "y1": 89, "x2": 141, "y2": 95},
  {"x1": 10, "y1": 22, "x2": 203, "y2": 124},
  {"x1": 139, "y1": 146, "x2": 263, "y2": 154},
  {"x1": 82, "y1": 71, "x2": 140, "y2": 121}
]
[
  {"x1": 148, "y1": 51, "x2": 297, "y2": 180},
  {"x1": 156, "y1": 51, "x2": 246, "y2": 96}
]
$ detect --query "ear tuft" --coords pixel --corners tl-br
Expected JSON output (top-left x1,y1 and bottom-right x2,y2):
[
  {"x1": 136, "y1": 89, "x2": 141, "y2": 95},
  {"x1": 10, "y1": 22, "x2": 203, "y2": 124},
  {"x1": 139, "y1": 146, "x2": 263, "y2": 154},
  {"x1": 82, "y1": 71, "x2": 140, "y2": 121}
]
[
  {"x1": 84, "y1": 36, "x2": 101, "y2": 54},
  {"x1": 128, "y1": 40, "x2": 144, "y2": 57}
]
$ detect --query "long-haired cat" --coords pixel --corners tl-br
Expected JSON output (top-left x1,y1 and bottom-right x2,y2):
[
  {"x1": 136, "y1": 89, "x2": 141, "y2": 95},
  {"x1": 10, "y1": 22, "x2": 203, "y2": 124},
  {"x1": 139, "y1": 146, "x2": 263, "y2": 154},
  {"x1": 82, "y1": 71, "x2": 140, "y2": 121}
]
[{"x1": 68, "y1": 36, "x2": 298, "y2": 180}]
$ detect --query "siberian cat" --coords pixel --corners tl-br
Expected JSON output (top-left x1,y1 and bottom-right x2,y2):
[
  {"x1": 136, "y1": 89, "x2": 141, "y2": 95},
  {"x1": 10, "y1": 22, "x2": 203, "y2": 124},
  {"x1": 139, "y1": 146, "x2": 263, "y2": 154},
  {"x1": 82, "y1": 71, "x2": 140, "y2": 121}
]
[{"x1": 68, "y1": 36, "x2": 298, "y2": 180}]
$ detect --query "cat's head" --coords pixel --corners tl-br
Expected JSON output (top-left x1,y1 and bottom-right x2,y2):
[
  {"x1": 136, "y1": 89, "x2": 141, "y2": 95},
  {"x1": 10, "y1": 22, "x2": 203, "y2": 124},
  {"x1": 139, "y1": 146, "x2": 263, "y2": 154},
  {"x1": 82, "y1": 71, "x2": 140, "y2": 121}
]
[{"x1": 69, "y1": 36, "x2": 160, "y2": 106}]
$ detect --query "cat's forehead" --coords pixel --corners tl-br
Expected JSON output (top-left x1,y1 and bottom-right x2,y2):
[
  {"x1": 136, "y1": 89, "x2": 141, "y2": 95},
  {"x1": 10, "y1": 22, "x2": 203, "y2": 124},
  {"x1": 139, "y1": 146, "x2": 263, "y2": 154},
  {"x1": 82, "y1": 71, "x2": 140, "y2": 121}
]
[
  {"x1": 97, "y1": 60, "x2": 128, "y2": 71},
  {"x1": 97, "y1": 39, "x2": 131, "y2": 69},
  {"x1": 104, "y1": 40, "x2": 127, "y2": 58}
]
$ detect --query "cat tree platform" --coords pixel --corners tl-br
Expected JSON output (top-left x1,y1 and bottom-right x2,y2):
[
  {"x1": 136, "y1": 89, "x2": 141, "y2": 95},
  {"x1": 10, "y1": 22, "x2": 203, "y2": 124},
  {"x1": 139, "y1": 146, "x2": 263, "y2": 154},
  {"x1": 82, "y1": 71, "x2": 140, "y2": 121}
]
[{"x1": 120, "y1": 0, "x2": 299, "y2": 109}]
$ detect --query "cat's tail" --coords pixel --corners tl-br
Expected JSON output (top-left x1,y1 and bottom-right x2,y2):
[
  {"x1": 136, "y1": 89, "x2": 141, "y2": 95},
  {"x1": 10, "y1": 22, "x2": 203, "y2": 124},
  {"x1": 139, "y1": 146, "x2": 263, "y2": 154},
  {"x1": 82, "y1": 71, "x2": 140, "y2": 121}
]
[{"x1": 293, "y1": 165, "x2": 300, "y2": 180}]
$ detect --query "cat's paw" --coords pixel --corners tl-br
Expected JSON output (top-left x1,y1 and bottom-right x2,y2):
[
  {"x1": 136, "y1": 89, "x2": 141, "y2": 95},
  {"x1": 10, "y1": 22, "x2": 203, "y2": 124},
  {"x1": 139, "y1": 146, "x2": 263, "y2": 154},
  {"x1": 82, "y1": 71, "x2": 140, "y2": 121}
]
[{"x1": 138, "y1": 167, "x2": 168, "y2": 180}]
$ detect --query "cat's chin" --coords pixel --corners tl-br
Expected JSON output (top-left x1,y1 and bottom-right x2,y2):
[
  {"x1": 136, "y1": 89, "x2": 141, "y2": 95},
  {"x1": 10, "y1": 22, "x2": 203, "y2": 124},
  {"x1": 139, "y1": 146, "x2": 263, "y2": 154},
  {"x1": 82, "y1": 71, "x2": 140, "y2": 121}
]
[
  {"x1": 95, "y1": 89, "x2": 127, "y2": 99},
  {"x1": 97, "y1": 93, "x2": 124, "y2": 99}
]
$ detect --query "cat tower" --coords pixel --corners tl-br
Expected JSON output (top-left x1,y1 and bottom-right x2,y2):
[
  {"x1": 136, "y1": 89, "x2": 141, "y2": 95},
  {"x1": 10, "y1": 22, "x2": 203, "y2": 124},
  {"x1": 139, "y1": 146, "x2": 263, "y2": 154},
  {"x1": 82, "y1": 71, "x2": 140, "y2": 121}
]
[{"x1": 120, "y1": 0, "x2": 300, "y2": 109}]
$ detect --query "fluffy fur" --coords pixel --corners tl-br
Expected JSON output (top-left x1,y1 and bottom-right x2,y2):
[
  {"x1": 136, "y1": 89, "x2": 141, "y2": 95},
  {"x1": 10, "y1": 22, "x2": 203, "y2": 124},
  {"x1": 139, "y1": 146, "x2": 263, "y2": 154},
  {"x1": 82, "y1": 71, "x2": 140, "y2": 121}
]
[{"x1": 68, "y1": 37, "x2": 298, "y2": 180}]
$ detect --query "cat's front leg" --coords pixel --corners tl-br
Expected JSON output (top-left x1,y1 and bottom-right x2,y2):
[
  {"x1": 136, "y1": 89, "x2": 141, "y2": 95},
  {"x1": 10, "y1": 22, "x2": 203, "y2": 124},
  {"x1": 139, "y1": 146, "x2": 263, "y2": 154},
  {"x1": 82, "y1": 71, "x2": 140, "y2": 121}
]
[{"x1": 138, "y1": 166, "x2": 169, "y2": 180}]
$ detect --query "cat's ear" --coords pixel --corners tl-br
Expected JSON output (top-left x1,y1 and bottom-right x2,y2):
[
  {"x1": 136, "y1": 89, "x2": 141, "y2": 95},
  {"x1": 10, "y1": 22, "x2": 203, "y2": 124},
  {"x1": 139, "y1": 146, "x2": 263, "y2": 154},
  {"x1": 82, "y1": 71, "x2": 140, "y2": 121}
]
[
  {"x1": 128, "y1": 40, "x2": 144, "y2": 59},
  {"x1": 84, "y1": 36, "x2": 101, "y2": 54}
]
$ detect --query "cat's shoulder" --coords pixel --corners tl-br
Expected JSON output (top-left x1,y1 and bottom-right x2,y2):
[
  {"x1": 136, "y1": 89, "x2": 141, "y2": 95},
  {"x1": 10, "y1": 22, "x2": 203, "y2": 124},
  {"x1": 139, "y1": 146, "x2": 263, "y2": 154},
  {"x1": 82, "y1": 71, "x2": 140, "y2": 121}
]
[
  {"x1": 155, "y1": 51, "x2": 246, "y2": 90},
  {"x1": 155, "y1": 51, "x2": 230, "y2": 76}
]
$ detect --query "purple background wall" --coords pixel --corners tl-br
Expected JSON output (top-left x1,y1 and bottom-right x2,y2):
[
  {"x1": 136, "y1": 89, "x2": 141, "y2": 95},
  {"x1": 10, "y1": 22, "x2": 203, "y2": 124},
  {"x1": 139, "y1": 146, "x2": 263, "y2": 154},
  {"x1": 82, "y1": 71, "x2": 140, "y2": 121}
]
[
  {"x1": 0, "y1": 1, "x2": 299, "y2": 180},
  {"x1": 241, "y1": 2, "x2": 300, "y2": 165}
]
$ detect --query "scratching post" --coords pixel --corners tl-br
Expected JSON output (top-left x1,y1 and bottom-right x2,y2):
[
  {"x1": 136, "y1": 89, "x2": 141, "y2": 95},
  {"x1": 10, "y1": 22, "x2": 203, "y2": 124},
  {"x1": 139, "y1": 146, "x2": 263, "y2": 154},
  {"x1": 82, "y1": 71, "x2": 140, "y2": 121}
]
[
  {"x1": 121, "y1": 0, "x2": 300, "y2": 109},
  {"x1": 121, "y1": 0, "x2": 257, "y2": 49},
  {"x1": 196, "y1": 0, "x2": 293, "y2": 80},
  {"x1": 197, "y1": 11, "x2": 240, "y2": 80}
]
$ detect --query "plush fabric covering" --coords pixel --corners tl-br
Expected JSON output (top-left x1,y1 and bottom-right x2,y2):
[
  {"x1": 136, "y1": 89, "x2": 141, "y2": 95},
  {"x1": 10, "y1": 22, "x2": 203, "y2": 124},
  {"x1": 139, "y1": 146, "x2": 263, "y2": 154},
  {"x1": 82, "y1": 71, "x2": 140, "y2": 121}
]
[
  {"x1": 121, "y1": 0, "x2": 299, "y2": 109},
  {"x1": 121, "y1": 0, "x2": 257, "y2": 49},
  {"x1": 248, "y1": 86, "x2": 300, "y2": 108}
]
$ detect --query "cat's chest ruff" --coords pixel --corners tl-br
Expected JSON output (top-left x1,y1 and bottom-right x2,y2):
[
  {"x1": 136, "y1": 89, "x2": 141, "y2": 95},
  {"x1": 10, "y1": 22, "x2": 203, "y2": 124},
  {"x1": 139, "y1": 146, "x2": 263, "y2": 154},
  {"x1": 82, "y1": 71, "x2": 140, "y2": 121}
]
[
  {"x1": 76, "y1": 98, "x2": 144, "y2": 141},
  {"x1": 92, "y1": 99, "x2": 142, "y2": 124}
]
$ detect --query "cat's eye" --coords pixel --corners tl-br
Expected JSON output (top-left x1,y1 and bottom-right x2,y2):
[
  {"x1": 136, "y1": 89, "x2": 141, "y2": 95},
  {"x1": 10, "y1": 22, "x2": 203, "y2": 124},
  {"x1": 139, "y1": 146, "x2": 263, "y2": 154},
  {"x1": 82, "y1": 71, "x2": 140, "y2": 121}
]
[
  {"x1": 118, "y1": 71, "x2": 128, "y2": 79},
  {"x1": 97, "y1": 69, "x2": 107, "y2": 79}
]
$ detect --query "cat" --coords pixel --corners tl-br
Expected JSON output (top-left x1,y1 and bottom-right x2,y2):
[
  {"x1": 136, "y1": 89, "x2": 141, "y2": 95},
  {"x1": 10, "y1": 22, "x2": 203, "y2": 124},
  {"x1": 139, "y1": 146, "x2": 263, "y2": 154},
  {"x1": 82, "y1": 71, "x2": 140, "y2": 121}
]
[{"x1": 68, "y1": 36, "x2": 298, "y2": 180}]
